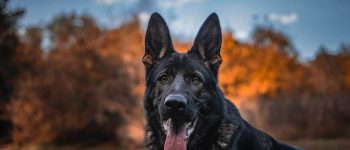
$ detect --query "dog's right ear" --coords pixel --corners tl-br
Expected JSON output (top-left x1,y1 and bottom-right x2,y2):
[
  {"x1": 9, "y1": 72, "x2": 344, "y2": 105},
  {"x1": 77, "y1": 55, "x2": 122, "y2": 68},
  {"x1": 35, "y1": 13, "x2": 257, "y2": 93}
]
[{"x1": 143, "y1": 13, "x2": 174, "y2": 67}]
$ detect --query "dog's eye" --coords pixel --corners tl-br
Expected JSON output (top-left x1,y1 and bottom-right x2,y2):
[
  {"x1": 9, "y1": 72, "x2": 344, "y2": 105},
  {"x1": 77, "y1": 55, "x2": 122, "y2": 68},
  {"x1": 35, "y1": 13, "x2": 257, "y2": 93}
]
[
  {"x1": 191, "y1": 76, "x2": 201, "y2": 84},
  {"x1": 159, "y1": 75, "x2": 169, "y2": 83}
]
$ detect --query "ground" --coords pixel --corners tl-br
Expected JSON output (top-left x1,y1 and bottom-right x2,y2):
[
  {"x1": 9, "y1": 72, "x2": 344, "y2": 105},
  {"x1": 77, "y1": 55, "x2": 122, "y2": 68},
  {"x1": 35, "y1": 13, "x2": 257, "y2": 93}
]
[{"x1": 1, "y1": 139, "x2": 349, "y2": 150}]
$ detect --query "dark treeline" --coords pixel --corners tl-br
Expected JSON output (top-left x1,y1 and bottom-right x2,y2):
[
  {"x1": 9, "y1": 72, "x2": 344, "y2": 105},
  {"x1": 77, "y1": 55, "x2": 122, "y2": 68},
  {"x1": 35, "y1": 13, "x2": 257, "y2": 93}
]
[
  {"x1": 1, "y1": 1, "x2": 144, "y2": 148},
  {"x1": 0, "y1": 0, "x2": 350, "y2": 148}
]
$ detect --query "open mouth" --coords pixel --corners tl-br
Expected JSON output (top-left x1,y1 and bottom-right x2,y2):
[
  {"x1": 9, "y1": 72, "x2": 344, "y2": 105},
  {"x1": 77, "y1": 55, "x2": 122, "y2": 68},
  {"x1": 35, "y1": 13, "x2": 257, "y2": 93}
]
[{"x1": 162, "y1": 118, "x2": 198, "y2": 150}]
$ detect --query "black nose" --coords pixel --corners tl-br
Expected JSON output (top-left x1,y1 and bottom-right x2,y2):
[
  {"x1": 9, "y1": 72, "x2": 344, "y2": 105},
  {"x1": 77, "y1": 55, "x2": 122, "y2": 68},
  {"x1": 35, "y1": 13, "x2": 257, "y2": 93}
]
[{"x1": 164, "y1": 94, "x2": 187, "y2": 112}]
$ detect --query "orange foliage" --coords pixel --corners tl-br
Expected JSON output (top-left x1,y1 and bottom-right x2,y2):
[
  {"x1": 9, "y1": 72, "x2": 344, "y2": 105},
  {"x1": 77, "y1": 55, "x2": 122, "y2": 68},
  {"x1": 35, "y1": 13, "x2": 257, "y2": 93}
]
[
  {"x1": 1, "y1": 10, "x2": 350, "y2": 147},
  {"x1": 219, "y1": 32, "x2": 304, "y2": 100}
]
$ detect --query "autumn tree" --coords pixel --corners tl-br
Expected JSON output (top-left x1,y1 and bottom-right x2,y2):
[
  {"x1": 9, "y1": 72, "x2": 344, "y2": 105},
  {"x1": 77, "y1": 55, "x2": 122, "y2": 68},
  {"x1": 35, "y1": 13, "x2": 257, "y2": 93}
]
[
  {"x1": 0, "y1": 0, "x2": 25, "y2": 144},
  {"x1": 252, "y1": 26, "x2": 297, "y2": 56},
  {"x1": 8, "y1": 13, "x2": 142, "y2": 148},
  {"x1": 219, "y1": 29, "x2": 304, "y2": 100}
]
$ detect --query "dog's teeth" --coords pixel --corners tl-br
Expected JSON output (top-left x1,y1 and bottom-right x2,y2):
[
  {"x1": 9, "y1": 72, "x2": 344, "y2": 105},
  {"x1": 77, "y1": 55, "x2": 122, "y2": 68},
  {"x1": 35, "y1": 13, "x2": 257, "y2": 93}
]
[
  {"x1": 162, "y1": 119, "x2": 172, "y2": 135},
  {"x1": 185, "y1": 118, "x2": 198, "y2": 142}
]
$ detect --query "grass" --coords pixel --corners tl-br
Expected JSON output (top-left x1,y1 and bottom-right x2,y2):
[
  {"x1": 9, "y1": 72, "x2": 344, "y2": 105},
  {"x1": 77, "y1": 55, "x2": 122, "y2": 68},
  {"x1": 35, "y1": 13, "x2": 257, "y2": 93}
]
[
  {"x1": 2, "y1": 139, "x2": 349, "y2": 150},
  {"x1": 287, "y1": 139, "x2": 350, "y2": 150}
]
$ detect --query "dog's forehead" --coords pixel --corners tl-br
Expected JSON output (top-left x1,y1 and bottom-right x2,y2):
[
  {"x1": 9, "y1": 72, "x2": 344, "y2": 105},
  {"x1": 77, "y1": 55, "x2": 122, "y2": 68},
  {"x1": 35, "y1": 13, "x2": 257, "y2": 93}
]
[
  {"x1": 148, "y1": 52, "x2": 212, "y2": 81},
  {"x1": 162, "y1": 52, "x2": 211, "y2": 75},
  {"x1": 168, "y1": 52, "x2": 202, "y2": 68}
]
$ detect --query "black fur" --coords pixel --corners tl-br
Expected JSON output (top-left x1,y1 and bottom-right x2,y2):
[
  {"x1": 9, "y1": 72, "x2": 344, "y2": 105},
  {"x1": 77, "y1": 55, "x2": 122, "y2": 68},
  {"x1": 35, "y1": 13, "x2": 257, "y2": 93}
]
[{"x1": 142, "y1": 12, "x2": 301, "y2": 150}]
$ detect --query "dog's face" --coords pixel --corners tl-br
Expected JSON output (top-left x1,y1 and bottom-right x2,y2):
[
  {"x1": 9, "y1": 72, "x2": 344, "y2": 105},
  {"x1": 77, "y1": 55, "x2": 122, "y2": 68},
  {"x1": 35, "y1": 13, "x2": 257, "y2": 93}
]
[{"x1": 143, "y1": 13, "x2": 222, "y2": 150}]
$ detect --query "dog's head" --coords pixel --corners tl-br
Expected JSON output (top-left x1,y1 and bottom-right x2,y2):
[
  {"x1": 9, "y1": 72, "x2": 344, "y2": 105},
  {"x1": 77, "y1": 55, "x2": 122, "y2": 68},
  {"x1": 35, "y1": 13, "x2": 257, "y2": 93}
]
[{"x1": 143, "y1": 13, "x2": 222, "y2": 150}]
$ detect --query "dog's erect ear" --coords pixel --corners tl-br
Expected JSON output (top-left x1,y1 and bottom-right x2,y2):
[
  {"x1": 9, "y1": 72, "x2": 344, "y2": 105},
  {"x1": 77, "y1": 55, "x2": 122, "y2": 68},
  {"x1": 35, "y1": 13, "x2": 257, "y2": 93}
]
[
  {"x1": 190, "y1": 13, "x2": 222, "y2": 77},
  {"x1": 143, "y1": 13, "x2": 174, "y2": 67}
]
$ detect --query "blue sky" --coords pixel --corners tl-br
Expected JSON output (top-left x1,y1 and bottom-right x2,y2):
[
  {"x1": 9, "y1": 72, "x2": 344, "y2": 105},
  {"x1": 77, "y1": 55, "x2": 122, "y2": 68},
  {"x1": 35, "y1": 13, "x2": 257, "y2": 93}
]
[{"x1": 9, "y1": 0, "x2": 350, "y2": 60}]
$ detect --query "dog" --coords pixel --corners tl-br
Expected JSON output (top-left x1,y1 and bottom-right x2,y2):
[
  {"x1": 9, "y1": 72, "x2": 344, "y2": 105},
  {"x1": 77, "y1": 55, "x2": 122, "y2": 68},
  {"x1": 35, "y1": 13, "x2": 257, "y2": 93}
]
[{"x1": 142, "y1": 12, "x2": 300, "y2": 150}]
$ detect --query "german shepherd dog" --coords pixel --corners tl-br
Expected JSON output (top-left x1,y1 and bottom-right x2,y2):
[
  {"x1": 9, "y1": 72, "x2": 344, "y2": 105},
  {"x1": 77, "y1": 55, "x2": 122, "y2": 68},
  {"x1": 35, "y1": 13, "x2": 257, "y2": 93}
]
[{"x1": 142, "y1": 13, "x2": 299, "y2": 150}]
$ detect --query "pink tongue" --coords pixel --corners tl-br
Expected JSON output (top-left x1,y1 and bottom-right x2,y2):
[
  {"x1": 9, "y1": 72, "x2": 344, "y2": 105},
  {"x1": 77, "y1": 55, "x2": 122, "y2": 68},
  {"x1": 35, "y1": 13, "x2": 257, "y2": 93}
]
[{"x1": 164, "y1": 126, "x2": 186, "y2": 150}]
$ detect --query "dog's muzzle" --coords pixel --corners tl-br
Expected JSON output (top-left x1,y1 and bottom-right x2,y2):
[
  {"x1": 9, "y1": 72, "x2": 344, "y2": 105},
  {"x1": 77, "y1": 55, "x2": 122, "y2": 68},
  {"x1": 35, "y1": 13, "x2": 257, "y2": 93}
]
[{"x1": 161, "y1": 94, "x2": 198, "y2": 150}]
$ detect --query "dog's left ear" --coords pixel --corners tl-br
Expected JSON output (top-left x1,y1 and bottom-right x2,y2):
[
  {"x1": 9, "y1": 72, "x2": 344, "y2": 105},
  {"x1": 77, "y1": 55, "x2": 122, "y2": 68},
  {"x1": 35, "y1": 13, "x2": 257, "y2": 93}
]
[{"x1": 190, "y1": 13, "x2": 222, "y2": 77}]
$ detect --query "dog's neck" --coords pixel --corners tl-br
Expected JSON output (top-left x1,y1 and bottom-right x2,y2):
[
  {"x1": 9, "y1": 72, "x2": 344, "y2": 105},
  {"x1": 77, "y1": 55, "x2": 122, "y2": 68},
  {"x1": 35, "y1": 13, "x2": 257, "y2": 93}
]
[
  {"x1": 186, "y1": 115, "x2": 239, "y2": 149},
  {"x1": 187, "y1": 99, "x2": 241, "y2": 149},
  {"x1": 213, "y1": 118, "x2": 241, "y2": 149}
]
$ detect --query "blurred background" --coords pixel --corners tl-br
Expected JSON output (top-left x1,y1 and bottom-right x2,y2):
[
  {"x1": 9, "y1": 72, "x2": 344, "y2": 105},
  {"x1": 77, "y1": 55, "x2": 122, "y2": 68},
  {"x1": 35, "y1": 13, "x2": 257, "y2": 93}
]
[{"x1": 1, "y1": 0, "x2": 350, "y2": 149}]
